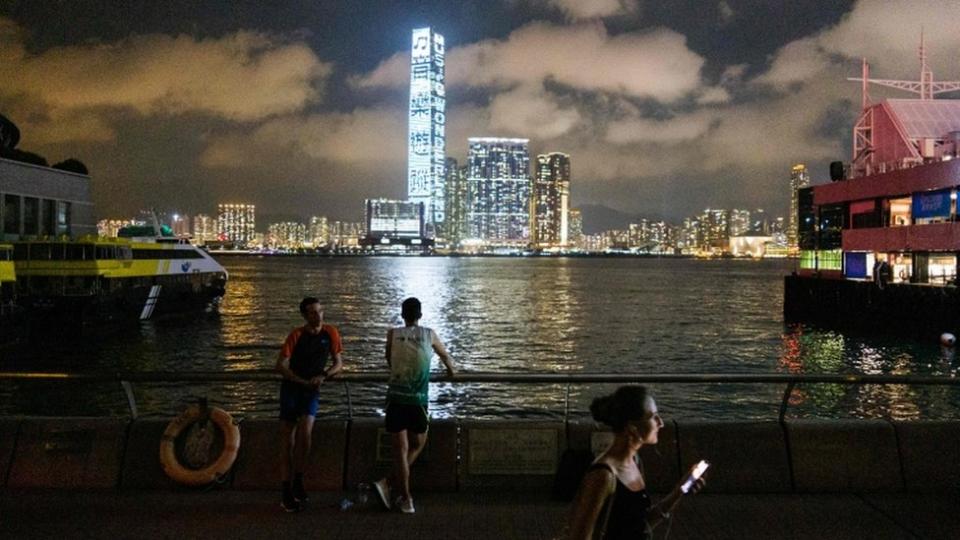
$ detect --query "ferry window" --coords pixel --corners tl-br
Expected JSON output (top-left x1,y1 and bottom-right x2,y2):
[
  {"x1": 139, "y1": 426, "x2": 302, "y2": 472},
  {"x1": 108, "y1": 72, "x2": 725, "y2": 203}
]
[
  {"x1": 41, "y1": 199, "x2": 56, "y2": 236},
  {"x1": 66, "y1": 244, "x2": 90, "y2": 260},
  {"x1": 0, "y1": 249, "x2": 9, "y2": 261},
  {"x1": 889, "y1": 197, "x2": 911, "y2": 226},
  {"x1": 50, "y1": 243, "x2": 65, "y2": 260},
  {"x1": 56, "y1": 201, "x2": 71, "y2": 236},
  {"x1": 23, "y1": 197, "x2": 39, "y2": 235},
  {"x1": 31, "y1": 243, "x2": 51, "y2": 260},
  {"x1": 12, "y1": 243, "x2": 27, "y2": 260},
  {"x1": 818, "y1": 204, "x2": 845, "y2": 250},
  {"x1": 3, "y1": 194, "x2": 19, "y2": 235}
]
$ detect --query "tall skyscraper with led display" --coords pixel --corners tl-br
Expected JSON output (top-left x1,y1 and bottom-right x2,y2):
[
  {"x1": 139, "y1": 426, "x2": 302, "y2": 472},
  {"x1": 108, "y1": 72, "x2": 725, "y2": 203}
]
[
  {"x1": 408, "y1": 27, "x2": 446, "y2": 236},
  {"x1": 531, "y1": 152, "x2": 571, "y2": 248},
  {"x1": 788, "y1": 164, "x2": 809, "y2": 252},
  {"x1": 466, "y1": 137, "x2": 530, "y2": 246}
]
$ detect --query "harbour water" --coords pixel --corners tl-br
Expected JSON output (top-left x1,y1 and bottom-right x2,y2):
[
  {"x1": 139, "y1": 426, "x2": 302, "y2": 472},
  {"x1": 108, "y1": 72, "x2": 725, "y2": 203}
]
[{"x1": 2, "y1": 256, "x2": 958, "y2": 419}]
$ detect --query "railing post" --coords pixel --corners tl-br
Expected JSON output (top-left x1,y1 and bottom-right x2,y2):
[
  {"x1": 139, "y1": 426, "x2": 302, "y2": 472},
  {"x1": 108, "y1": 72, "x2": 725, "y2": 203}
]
[
  {"x1": 343, "y1": 381, "x2": 353, "y2": 420},
  {"x1": 564, "y1": 383, "x2": 571, "y2": 424},
  {"x1": 120, "y1": 379, "x2": 138, "y2": 419},
  {"x1": 778, "y1": 381, "x2": 796, "y2": 423}
]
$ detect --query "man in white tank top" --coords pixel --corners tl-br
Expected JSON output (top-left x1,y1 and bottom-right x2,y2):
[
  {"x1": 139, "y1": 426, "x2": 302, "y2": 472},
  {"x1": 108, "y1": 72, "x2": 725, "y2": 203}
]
[{"x1": 374, "y1": 297, "x2": 455, "y2": 514}]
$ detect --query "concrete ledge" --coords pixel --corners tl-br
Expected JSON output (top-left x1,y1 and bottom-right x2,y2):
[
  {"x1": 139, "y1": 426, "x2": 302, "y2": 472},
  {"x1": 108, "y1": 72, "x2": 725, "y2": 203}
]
[
  {"x1": 0, "y1": 419, "x2": 19, "y2": 488},
  {"x1": 566, "y1": 419, "x2": 679, "y2": 492},
  {"x1": 120, "y1": 419, "x2": 180, "y2": 490},
  {"x1": 7, "y1": 417, "x2": 128, "y2": 489},
  {"x1": 460, "y1": 421, "x2": 564, "y2": 490},
  {"x1": 344, "y1": 418, "x2": 458, "y2": 492},
  {"x1": 894, "y1": 420, "x2": 960, "y2": 492},
  {"x1": 677, "y1": 421, "x2": 791, "y2": 493},
  {"x1": 787, "y1": 419, "x2": 902, "y2": 492},
  {"x1": 233, "y1": 419, "x2": 347, "y2": 491}
]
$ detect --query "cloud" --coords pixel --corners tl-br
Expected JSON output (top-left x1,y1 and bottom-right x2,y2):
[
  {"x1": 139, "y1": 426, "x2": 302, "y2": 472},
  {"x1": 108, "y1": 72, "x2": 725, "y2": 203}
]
[
  {"x1": 201, "y1": 107, "x2": 407, "y2": 168},
  {"x1": 606, "y1": 111, "x2": 718, "y2": 144},
  {"x1": 0, "y1": 16, "x2": 332, "y2": 139},
  {"x1": 356, "y1": 21, "x2": 707, "y2": 103},
  {"x1": 488, "y1": 84, "x2": 581, "y2": 138},
  {"x1": 546, "y1": 0, "x2": 640, "y2": 20},
  {"x1": 718, "y1": 1, "x2": 735, "y2": 26}
]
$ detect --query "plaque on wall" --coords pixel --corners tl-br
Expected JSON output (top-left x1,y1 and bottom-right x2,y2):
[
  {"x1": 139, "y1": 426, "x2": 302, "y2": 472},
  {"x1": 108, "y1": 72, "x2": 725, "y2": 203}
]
[{"x1": 468, "y1": 428, "x2": 558, "y2": 475}]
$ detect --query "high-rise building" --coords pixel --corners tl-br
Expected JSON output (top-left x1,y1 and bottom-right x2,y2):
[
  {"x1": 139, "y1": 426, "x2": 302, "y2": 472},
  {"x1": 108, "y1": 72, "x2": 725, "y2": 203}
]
[
  {"x1": 267, "y1": 222, "x2": 306, "y2": 249},
  {"x1": 217, "y1": 203, "x2": 255, "y2": 247},
  {"x1": 170, "y1": 213, "x2": 190, "y2": 237},
  {"x1": 788, "y1": 164, "x2": 809, "y2": 252},
  {"x1": 700, "y1": 208, "x2": 729, "y2": 251},
  {"x1": 408, "y1": 27, "x2": 446, "y2": 236},
  {"x1": 466, "y1": 137, "x2": 530, "y2": 246},
  {"x1": 568, "y1": 208, "x2": 583, "y2": 249},
  {"x1": 443, "y1": 158, "x2": 468, "y2": 247},
  {"x1": 192, "y1": 214, "x2": 217, "y2": 245},
  {"x1": 308, "y1": 216, "x2": 329, "y2": 248},
  {"x1": 730, "y1": 209, "x2": 751, "y2": 237},
  {"x1": 531, "y1": 152, "x2": 571, "y2": 248}
]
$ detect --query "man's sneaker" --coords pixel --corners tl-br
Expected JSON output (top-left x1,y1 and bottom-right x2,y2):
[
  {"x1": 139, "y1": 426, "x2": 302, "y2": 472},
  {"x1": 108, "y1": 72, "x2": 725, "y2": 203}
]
[
  {"x1": 398, "y1": 496, "x2": 415, "y2": 514},
  {"x1": 281, "y1": 490, "x2": 302, "y2": 513},
  {"x1": 292, "y1": 478, "x2": 309, "y2": 503},
  {"x1": 374, "y1": 478, "x2": 392, "y2": 510}
]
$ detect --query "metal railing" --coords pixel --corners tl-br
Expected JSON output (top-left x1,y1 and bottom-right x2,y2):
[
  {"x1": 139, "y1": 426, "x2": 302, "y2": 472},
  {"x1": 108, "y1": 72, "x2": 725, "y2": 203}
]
[{"x1": 1, "y1": 370, "x2": 958, "y2": 422}]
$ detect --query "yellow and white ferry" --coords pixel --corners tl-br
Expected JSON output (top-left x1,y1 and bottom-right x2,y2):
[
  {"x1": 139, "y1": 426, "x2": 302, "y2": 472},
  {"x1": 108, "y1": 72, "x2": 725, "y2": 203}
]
[{"x1": 12, "y1": 232, "x2": 227, "y2": 324}]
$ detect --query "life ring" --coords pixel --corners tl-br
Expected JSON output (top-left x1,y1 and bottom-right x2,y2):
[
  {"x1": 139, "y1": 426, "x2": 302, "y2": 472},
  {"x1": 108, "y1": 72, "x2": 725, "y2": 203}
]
[
  {"x1": 899, "y1": 269, "x2": 908, "y2": 281},
  {"x1": 159, "y1": 404, "x2": 240, "y2": 486}
]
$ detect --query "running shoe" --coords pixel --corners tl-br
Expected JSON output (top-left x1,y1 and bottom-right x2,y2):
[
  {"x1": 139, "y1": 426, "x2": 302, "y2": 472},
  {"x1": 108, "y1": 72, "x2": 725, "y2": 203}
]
[
  {"x1": 374, "y1": 478, "x2": 392, "y2": 510},
  {"x1": 292, "y1": 478, "x2": 309, "y2": 502},
  {"x1": 398, "y1": 496, "x2": 415, "y2": 514},
  {"x1": 281, "y1": 489, "x2": 302, "y2": 513}
]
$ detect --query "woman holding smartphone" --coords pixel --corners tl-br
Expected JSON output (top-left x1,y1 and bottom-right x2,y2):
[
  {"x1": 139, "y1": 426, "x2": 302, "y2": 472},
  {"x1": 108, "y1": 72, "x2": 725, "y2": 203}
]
[{"x1": 566, "y1": 386, "x2": 706, "y2": 540}]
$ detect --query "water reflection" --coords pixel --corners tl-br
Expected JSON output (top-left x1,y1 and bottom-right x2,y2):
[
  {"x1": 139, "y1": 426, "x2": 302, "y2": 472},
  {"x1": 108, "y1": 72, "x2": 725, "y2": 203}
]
[{"x1": 2, "y1": 257, "x2": 958, "y2": 420}]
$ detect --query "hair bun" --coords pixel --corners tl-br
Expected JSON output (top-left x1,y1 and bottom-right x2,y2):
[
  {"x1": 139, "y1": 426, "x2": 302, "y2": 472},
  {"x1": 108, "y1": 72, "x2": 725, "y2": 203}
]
[{"x1": 590, "y1": 395, "x2": 614, "y2": 424}]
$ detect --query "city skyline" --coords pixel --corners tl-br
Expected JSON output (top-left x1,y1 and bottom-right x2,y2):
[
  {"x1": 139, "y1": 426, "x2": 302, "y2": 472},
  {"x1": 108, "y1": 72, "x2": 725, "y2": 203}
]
[{"x1": 3, "y1": 1, "x2": 959, "y2": 225}]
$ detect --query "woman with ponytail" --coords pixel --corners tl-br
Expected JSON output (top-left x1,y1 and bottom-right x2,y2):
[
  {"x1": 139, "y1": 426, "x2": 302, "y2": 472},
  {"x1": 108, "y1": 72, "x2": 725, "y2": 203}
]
[{"x1": 566, "y1": 386, "x2": 706, "y2": 540}]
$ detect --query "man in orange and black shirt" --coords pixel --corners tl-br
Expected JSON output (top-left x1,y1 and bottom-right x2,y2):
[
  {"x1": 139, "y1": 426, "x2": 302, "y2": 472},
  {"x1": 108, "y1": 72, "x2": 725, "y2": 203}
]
[{"x1": 275, "y1": 296, "x2": 344, "y2": 512}]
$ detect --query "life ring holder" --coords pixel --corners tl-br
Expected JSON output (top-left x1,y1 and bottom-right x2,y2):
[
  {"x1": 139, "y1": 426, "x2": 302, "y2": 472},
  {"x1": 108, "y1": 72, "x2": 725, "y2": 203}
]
[{"x1": 160, "y1": 402, "x2": 241, "y2": 486}]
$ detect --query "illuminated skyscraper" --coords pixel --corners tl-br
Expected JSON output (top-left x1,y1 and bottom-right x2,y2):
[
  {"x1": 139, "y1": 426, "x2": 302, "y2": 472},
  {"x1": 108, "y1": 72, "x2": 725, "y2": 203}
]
[
  {"x1": 408, "y1": 27, "x2": 446, "y2": 236},
  {"x1": 308, "y1": 216, "x2": 329, "y2": 248},
  {"x1": 531, "y1": 152, "x2": 571, "y2": 248},
  {"x1": 192, "y1": 214, "x2": 217, "y2": 245},
  {"x1": 568, "y1": 208, "x2": 583, "y2": 248},
  {"x1": 217, "y1": 203, "x2": 255, "y2": 247},
  {"x1": 443, "y1": 157, "x2": 468, "y2": 247},
  {"x1": 466, "y1": 138, "x2": 530, "y2": 246},
  {"x1": 788, "y1": 164, "x2": 809, "y2": 252}
]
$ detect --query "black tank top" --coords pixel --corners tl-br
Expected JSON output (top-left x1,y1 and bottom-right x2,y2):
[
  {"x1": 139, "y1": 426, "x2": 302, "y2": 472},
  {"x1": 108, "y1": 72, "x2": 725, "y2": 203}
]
[{"x1": 588, "y1": 463, "x2": 652, "y2": 540}]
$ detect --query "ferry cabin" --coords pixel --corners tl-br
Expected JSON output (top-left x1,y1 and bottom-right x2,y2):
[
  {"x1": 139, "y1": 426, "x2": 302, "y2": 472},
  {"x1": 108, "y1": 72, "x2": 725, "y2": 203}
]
[
  {"x1": 12, "y1": 238, "x2": 227, "y2": 322},
  {"x1": 0, "y1": 243, "x2": 14, "y2": 316}
]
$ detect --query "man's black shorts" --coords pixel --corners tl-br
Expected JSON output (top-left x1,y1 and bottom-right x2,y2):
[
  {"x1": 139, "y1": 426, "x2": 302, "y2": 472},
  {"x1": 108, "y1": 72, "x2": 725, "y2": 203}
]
[{"x1": 385, "y1": 402, "x2": 429, "y2": 434}]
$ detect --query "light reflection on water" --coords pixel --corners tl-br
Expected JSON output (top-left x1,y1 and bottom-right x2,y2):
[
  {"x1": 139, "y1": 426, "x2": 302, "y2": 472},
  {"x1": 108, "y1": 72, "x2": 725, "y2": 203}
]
[{"x1": 1, "y1": 257, "x2": 959, "y2": 419}]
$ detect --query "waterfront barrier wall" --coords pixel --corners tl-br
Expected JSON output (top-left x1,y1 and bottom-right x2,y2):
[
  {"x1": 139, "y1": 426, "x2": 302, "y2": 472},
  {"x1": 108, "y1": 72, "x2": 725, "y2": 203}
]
[
  {"x1": 2, "y1": 416, "x2": 958, "y2": 494},
  {"x1": 784, "y1": 273, "x2": 960, "y2": 338}
]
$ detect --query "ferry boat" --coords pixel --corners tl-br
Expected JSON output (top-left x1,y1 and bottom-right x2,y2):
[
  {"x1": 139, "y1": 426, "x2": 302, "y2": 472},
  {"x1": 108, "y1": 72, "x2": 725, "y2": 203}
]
[
  {"x1": 784, "y1": 41, "x2": 960, "y2": 337},
  {"x1": 12, "y1": 232, "x2": 227, "y2": 325}
]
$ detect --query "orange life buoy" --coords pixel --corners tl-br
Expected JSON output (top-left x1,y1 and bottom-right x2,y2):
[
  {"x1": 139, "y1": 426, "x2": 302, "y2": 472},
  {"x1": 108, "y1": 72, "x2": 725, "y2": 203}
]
[{"x1": 159, "y1": 404, "x2": 240, "y2": 486}]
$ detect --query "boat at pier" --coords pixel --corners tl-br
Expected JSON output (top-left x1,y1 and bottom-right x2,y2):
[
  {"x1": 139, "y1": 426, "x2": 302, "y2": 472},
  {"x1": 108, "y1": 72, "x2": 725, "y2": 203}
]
[
  {"x1": 784, "y1": 37, "x2": 960, "y2": 337},
  {"x1": 11, "y1": 231, "x2": 227, "y2": 326}
]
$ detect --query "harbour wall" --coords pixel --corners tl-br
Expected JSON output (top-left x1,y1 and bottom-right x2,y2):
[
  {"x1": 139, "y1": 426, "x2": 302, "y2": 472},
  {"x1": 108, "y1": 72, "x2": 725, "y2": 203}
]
[
  {"x1": 1, "y1": 416, "x2": 958, "y2": 493},
  {"x1": 784, "y1": 274, "x2": 960, "y2": 338}
]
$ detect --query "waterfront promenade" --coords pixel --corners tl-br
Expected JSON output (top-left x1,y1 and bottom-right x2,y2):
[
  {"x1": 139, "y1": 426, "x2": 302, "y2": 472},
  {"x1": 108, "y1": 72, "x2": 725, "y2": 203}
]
[{"x1": 2, "y1": 489, "x2": 958, "y2": 539}]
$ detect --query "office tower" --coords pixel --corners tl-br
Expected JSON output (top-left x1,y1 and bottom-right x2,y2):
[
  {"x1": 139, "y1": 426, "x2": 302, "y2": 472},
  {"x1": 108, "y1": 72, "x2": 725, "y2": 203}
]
[
  {"x1": 531, "y1": 152, "x2": 571, "y2": 248},
  {"x1": 308, "y1": 216, "x2": 329, "y2": 248},
  {"x1": 466, "y1": 137, "x2": 530, "y2": 246},
  {"x1": 192, "y1": 214, "x2": 216, "y2": 245},
  {"x1": 217, "y1": 203, "x2": 255, "y2": 247},
  {"x1": 568, "y1": 208, "x2": 583, "y2": 249},
  {"x1": 443, "y1": 158, "x2": 468, "y2": 247},
  {"x1": 408, "y1": 27, "x2": 446, "y2": 235},
  {"x1": 788, "y1": 164, "x2": 809, "y2": 252}
]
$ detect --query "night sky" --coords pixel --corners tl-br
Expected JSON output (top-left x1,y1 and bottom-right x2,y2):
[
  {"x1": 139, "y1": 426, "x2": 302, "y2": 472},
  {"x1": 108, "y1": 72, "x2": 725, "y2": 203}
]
[{"x1": 2, "y1": 0, "x2": 958, "y2": 229}]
